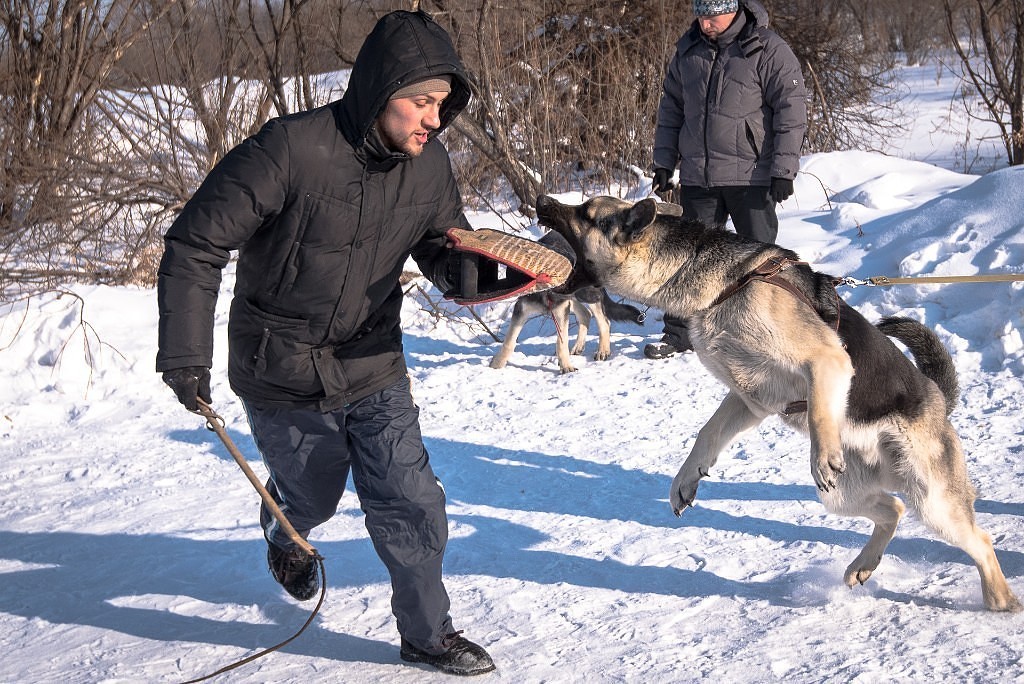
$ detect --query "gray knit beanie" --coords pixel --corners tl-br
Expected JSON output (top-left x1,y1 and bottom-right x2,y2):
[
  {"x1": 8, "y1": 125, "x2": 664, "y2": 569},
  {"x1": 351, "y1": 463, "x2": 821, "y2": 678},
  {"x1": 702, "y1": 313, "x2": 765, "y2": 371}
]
[
  {"x1": 692, "y1": 0, "x2": 739, "y2": 16},
  {"x1": 390, "y1": 76, "x2": 453, "y2": 100}
]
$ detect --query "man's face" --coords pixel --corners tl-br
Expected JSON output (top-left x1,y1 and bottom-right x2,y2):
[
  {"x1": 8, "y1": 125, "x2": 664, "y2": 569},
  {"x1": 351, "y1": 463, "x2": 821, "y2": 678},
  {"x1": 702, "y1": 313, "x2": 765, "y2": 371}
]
[
  {"x1": 377, "y1": 91, "x2": 448, "y2": 157},
  {"x1": 697, "y1": 12, "x2": 737, "y2": 40}
]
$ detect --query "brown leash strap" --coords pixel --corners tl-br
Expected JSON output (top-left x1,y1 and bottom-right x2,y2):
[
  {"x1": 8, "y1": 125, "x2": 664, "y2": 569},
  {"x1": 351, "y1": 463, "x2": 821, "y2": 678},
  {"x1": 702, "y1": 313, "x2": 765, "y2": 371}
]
[
  {"x1": 544, "y1": 292, "x2": 567, "y2": 345},
  {"x1": 177, "y1": 399, "x2": 326, "y2": 683},
  {"x1": 196, "y1": 399, "x2": 317, "y2": 557},
  {"x1": 840, "y1": 272, "x2": 1024, "y2": 287}
]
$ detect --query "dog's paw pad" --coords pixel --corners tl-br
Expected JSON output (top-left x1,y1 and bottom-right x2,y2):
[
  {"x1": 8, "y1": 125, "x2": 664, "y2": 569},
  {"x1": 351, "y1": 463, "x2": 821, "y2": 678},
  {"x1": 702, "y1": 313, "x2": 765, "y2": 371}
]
[
  {"x1": 987, "y1": 592, "x2": 1023, "y2": 612},
  {"x1": 671, "y1": 501, "x2": 692, "y2": 517},
  {"x1": 844, "y1": 568, "x2": 872, "y2": 587},
  {"x1": 670, "y1": 487, "x2": 697, "y2": 515},
  {"x1": 812, "y1": 460, "x2": 843, "y2": 492}
]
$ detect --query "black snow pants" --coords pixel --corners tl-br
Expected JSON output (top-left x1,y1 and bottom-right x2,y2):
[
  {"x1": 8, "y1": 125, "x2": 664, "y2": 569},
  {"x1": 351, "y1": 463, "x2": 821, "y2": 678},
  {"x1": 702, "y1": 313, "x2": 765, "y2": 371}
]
[
  {"x1": 242, "y1": 375, "x2": 454, "y2": 654},
  {"x1": 661, "y1": 185, "x2": 780, "y2": 349}
]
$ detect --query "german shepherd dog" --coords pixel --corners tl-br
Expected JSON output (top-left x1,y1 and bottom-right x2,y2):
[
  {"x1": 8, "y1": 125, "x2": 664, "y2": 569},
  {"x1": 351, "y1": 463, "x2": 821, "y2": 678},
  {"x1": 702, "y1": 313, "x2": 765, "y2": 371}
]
[
  {"x1": 490, "y1": 287, "x2": 644, "y2": 373},
  {"x1": 537, "y1": 193, "x2": 1021, "y2": 612}
]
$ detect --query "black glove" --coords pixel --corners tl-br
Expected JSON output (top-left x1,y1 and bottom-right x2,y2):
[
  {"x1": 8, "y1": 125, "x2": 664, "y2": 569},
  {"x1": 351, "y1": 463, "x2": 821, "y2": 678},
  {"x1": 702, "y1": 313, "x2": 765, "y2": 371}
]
[
  {"x1": 443, "y1": 250, "x2": 499, "y2": 300},
  {"x1": 652, "y1": 167, "x2": 676, "y2": 193},
  {"x1": 770, "y1": 177, "x2": 794, "y2": 203},
  {"x1": 443, "y1": 250, "x2": 463, "y2": 295},
  {"x1": 162, "y1": 366, "x2": 212, "y2": 411}
]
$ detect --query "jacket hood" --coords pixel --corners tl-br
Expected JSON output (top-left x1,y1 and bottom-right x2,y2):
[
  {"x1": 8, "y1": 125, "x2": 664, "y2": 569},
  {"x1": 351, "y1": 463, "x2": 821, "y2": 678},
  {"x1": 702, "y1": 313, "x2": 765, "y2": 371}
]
[
  {"x1": 339, "y1": 10, "x2": 472, "y2": 147},
  {"x1": 738, "y1": 0, "x2": 769, "y2": 28}
]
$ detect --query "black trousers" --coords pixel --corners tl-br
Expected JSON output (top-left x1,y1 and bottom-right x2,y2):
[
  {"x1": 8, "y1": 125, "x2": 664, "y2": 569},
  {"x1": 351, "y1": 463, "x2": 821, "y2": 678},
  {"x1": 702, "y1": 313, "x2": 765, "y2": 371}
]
[
  {"x1": 661, "y1": 185, "x2": 780, "y2": 349},
  {"x1": 242, "y1": 376, "x2": 454, "y2": 654}
]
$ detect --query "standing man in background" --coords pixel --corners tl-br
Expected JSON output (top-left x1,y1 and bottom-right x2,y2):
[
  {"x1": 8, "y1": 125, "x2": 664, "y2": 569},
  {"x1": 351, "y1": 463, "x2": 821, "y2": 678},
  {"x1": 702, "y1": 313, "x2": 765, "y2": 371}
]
[
  {"x1": 157, "y1": 10, "x2": 495, "y2": 677},
  {"x1": 646, "y1": 0, "x2": 807, "y2": 359}
]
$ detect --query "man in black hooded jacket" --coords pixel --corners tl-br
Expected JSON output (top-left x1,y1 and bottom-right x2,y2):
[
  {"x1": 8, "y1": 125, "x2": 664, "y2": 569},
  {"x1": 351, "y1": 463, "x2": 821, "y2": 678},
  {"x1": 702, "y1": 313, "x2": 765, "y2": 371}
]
[{"x1": 157, "y1": 10, "x2": 494, "y2": 676}]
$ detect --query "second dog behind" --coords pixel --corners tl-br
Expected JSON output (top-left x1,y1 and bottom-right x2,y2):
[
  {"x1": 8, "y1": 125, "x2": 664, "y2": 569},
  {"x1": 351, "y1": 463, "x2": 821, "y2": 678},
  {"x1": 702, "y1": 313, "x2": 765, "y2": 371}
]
[{"x1": 490, "y1": 287, "x2": 644, "y2": 373}]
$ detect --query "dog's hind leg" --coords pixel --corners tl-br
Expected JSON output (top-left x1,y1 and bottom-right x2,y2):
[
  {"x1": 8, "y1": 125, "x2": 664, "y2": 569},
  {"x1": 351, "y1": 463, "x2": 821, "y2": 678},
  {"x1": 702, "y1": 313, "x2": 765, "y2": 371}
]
[
  {"x1": 910, "y1": 431, "x2": 1022, "y2": 611},
  {"x1": 569, "y1": 299, "x2": 592, "y2": 356},
  {"x1": 919, "y1": 494, "x2": 1022, "y2": 611},
  {"x1": 951, "y1": 523, "x2": 1023, "y2": 611},
  {"x1": 670, "y1": 391, "x2": 763, "y2": 515},
  {"x1": 821, "y1": 485, "x2": 906, "y2": 587},
  {"x1": 845, "y1": 493, "x2": 905, "y2": 587}
]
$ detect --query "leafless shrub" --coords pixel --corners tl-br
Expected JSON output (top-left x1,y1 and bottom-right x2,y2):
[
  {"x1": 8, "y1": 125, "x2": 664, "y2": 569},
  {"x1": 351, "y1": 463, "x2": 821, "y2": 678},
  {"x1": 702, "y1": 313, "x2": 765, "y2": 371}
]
[
  {"x1": 431, "y1": 0, "x2": 685, "y2": 216},
  {"x1": 768, "y1": 0, "x2": 905, "y2": 154},
  {"x1": 842, "y1": 0, "x2": 946, "y2": 64},
  {"x1": 943, "y1": 0, "x2": 1024, "y2": 167},
  {"x1": 402, "y1": 275, "x2": 502, "y2": 343},
  {"x1": 0, "y1": 0, "x2": 179, "y2": 294},
  {"x1": 0, "y1": 0, "x2": 351, "y2": 299},
  {"x1": 0, "y1": 0, "x2": 972, "y2": 299}
]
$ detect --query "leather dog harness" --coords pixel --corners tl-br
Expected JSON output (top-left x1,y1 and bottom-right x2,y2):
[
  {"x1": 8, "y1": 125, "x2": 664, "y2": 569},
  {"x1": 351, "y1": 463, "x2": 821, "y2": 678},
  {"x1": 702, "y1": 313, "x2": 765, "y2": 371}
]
[
  {"x1": 714, "y1": 256, "x2": 811, "y2": 311},
  {"x1": 711, "y1": 256, "x2": 843, "y2": 417}
]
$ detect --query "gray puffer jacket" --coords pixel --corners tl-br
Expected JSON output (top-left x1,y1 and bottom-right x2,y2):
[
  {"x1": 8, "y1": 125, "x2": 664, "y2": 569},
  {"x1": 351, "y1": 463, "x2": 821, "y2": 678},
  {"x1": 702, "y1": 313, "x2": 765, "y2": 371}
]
[
  {"x1": 157, "y1": 10, "x2": 472, "y2": 411},
  {"x1": 654, "y1": 0, "x2": 807, "y2": 187}
]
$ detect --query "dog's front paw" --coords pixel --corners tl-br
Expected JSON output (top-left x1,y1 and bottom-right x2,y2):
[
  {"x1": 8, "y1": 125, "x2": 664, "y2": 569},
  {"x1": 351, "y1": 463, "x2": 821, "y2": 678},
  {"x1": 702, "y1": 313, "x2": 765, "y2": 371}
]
[
  {"x1": 558, "y1": 364, "x2": 578, "y2": 374},
  {"x1": 489, "y1": 356, "x2": 508, "y2": 369},
  {"x1": 593, "y1": 349, "x2": 612, "y2": 361},
  {"x1": 669, "y1": 467, "x2": 706, "y2": 516},
  {"x1": 812, "y1": 450, "x2": 846, "y2": 491}
]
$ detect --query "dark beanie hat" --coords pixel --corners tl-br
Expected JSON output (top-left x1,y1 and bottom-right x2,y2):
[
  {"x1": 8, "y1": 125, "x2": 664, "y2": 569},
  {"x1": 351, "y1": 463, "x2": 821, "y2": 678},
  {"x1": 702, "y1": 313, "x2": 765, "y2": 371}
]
[{"x1": 390, "y1": 75, "x2": 453, "y2": 100}]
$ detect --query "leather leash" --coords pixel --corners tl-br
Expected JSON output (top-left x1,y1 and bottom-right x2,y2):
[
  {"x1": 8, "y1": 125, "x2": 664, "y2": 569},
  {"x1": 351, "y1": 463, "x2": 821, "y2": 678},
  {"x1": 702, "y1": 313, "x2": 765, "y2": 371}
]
[
  {"x1": 838, "y1": 272, "x2": 1024, "y2": 287},
  {"x1": 177, "y1": 399, "x2": 326, "y2": 683}
]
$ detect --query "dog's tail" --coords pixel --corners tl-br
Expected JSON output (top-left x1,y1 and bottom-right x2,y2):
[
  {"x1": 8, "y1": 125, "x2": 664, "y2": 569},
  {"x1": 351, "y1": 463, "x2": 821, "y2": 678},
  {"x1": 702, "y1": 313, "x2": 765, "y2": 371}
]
[
  {"x1": 877, "y1": 316, "x2": 959, "y2": 415},
  {"x1": 601, "y1": 290, "x2": 646, "y2": 325}
]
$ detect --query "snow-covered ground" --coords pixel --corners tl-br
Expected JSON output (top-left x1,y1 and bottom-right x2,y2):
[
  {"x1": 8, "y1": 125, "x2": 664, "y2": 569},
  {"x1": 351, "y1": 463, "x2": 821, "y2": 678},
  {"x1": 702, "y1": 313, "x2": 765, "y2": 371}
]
[{"x1": 2, "y1": 61, "x2": 1022, "y2": 683}]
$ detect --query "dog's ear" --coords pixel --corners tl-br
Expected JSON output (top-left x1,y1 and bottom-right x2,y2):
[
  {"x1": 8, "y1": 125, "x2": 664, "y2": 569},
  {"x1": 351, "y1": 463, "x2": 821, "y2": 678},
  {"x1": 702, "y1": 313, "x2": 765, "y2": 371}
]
[{"x1": 623, "y1": 198, "x2": 658, "y2": 241}]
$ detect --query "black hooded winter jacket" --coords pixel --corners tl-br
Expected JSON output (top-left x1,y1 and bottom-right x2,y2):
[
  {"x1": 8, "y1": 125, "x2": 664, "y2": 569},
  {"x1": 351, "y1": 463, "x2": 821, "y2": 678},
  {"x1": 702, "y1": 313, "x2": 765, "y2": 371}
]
[{"x1": 156, "y1": 11, "x2": 473, "y2": 411}]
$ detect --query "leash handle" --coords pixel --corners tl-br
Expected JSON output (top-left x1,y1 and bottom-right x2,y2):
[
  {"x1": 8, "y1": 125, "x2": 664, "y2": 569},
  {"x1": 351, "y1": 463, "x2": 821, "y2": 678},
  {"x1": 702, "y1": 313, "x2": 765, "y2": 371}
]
[{"x1": 194, "y1": 398, "x2": 319, "y2": 560}]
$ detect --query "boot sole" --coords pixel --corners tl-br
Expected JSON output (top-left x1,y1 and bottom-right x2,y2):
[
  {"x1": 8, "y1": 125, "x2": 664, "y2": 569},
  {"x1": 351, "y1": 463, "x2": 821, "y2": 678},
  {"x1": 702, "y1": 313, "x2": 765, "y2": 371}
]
[{"x1": 400, "y1": 650, "x2": 497, "y2": 676}]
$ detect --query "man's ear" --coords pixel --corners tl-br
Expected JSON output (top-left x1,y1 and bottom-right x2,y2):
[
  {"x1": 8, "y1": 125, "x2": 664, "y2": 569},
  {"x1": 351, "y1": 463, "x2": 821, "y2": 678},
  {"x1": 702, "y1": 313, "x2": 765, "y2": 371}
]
[{"x1": 623, "y1": 198, "x2": 659, "y2": 241}]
